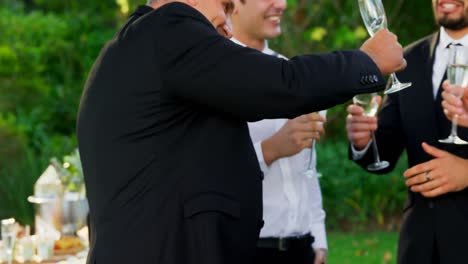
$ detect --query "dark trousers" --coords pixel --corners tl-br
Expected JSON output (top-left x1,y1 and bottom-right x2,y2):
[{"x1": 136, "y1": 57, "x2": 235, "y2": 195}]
[{"x1": 254, "y1": 246, "x2": 315, "y2": 264}]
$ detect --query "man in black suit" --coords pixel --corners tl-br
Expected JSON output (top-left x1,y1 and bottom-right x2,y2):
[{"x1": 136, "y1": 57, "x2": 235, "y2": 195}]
[
  {"x1": 347, "y1": 0, "x2": 468, "y2": 263},
  {"x1": 77, "y1": 0, "x2": 405, "y2": 263}
]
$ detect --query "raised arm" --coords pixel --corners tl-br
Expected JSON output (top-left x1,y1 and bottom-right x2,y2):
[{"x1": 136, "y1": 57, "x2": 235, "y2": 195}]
[{"x1": 156, "y1": 3, "x2": 404, "y2": 121}]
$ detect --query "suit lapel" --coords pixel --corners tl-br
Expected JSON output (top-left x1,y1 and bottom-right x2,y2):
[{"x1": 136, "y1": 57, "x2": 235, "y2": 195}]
[
  {"x1": 422, "y1": 33, "x2": 440, "y2": 146},
  {"x1": 425, "y1": 32, "x2": 440, "y2": 102},
  {"x1": 399, "y1": 33, "x2": 440, "y2": 148},
  {"x1": 427, "y1": 33, "x2": 441, "y2": 143},
  {"x1": 427, "y1": 32, "x2": 440, "y2": 81}
]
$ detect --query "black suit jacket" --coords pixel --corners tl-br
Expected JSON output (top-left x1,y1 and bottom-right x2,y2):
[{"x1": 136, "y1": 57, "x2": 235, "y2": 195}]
[
  {"x1": 77, "y1": 3, "x2": 385, "y2": 264},
  {"x1": 352, "y1": 32, "x2": 468, "y2": 263}
]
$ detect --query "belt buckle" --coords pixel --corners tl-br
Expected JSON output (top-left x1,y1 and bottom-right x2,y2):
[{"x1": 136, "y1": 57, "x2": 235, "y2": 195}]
[{"x1": 278, "y1": 238, "x2": 288, "y2": 251}]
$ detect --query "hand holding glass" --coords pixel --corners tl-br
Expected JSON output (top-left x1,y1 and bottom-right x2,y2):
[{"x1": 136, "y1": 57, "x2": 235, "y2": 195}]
[
  {"x1": 358, "y1": 0, "x2": 411, "y2": 94},
  {"x1": 304, "y1": 110, "x2": 326, "y2": 178},
  {"x1": 439, "y1": 45, "x2": 468, "y2": 144},
  {"x1": 353, "y1": 93, "x2": 389, "y2": 171}
]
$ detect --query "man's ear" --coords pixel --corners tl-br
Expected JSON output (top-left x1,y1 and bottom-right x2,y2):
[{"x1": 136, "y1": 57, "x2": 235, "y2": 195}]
[{"x1": 186, "y1": 0, "x2": 197, "y2": 7}]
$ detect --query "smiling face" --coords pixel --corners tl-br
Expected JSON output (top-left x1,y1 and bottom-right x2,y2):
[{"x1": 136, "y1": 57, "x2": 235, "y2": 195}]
[
  {"x1": 433, "y1": 0, "x2": 468, "y2": 30},
  {"x1": 232, "y1": 0, "x2": 287, "y2": 42}
]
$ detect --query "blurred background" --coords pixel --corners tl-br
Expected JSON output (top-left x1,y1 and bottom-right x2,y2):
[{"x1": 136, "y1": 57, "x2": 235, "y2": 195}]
[{"x1": 0, "y1": 0, "x2": 436, "y2": 263}]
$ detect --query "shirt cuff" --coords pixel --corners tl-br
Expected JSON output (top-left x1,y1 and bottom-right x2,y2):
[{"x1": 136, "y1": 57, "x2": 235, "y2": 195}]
[
  {"x1": 254, "y1": 141, "x2": 271, "y2": 174},
  {"x1": 351, "y1": 140, "x2": 372, "y2": 160},
  {"x1": 310, "y1": 222, "x2": 327, "y2": 250}
]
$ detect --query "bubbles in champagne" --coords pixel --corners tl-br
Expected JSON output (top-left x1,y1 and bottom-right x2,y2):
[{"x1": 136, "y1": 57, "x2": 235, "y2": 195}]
[
  {"x1": 448, "y1": 64, "x2": 468, "y2": 88},
  {"x1": 353, "y1": 94, "x2": 379, "y2": 117},
  {"x1": 367, "y1": 16, "x2": 386, "y2": 36},
  {"x1": 365, "y1": 103, "x2": 378, "y2": 116}
]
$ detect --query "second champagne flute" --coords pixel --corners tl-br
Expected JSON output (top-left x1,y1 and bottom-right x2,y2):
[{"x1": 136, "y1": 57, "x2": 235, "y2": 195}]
[
  {"x1": 353, "y1": 93, "x2": 389, "y2": 171},
  {"x1": 304, "y1": 110, "x2": 327, "y2": 179},
  {"x1": 439, "y1": 45, "x2": 468, "y2": 145}
]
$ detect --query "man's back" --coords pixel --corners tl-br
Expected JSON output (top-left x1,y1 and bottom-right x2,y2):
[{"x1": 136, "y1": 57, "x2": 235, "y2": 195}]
[
  {"x1": 78, "y1": 4, "x2": 265, "y2": 263},
  {"x1": 78, "y1": 2, "x2": 388, "y2": 263}
]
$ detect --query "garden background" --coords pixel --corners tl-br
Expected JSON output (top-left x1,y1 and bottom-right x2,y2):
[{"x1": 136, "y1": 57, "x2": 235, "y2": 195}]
[{"x1": 0, "y1": 0, "x2": 437, "y2": 262}]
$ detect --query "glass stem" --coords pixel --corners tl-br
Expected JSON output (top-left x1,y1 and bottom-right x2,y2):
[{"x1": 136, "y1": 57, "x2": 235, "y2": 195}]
[
  {"x1": 451, "y1": 114, "x2": 459, "y2": 138},
  {"x1": 371, "y1": 131, "x2": 382, "y2": 163},
  {"x1": 390, "y1": 73, "x2": 399, "y2": 86},
  {"x1": 306, "y1": 139, "x2": 316, "y2": 170}
]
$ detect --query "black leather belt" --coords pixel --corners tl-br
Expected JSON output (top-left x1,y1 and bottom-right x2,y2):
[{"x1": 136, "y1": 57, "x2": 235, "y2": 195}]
[{"x1": 257, "y1": 233, "x2": 314, "y2": 251}]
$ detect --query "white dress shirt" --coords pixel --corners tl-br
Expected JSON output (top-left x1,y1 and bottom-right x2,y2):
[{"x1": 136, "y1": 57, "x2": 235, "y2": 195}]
[
  {"x1": 432, "y1": 27, "x2": 468, "y2": 98},
  {"x1": 352, "y1": 27, "x2": 468, "y2": 159},
  {"x1": 231, "y1": 38, "x2": 328, "y2": 249}
]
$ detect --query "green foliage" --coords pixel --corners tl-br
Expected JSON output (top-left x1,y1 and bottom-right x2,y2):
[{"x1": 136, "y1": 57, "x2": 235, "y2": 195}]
[
  {"x1": 0, "y1": 114, "x2": 34, "y2": 224},
  {"x1": 0, "y1": 113, "x2": 77, "y2": 225},
  {"x1": 23, "y1": 0, "x2": 118, "y2": 17},
  {"x1": 0, "y1": 4, "x2": 115, "y2": 154},
  {"x1": 0, "y1": 5, "x2": 115, "y2": 224},
  {"x1": 271, "y1": 0, "x2": 436, "y2": 56},
  {"x1": 0, "y1": 7, "x2": 115, "y2": 137},
  {"x1": 52, "y1": 150, "x2": 84, "y2": 194},
  {"x1": 328, "y1": 231, "x2": 398, "y2": 264},
  {"x1": 0, "y1": 0, "x2": 431, "y2": 229},
  {"x1": 317, "y1": 140, "x2": 407, "y2": 231}
]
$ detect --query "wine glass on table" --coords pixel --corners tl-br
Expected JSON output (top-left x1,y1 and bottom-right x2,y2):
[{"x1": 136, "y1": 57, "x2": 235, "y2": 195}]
[
  {"x1": 353, "y1": 93, "x2": 389, "y2": 171},
  {"x1": 1, "y1": 218, "x2": 17, "y2": 264},
  {"x1": 439, "y1": 45, "x2": 468, "y2": 145},
  {"x1": 358, "y1": 0, "x2": 411, "y2": 94}
]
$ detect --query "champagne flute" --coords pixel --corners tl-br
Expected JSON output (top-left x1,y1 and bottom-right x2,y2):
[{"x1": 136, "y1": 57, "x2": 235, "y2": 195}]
[
  {"x1": 353, "y1": 93, "x2": 389, "y2": 171},
  {"x1": 304, "y1": 110, "x2": 326, "y2": 178},
  {"x1": 439, "y1": 45, "x2": 468, "y2": 144},
  {"x1": 1, "y1": 218, "x2": 17, "y2": 264},
  {"x1": 304, "y1": 137, "x2": 317, "y2": 178},
  {"x1": 358, "y1": 0, "x2": 411, "y2": 94}
]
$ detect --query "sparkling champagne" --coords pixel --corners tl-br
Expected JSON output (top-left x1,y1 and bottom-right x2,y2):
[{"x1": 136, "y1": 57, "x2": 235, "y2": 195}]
[
  {"x1": 366, "y1": 15, "x2": 386, "y2": 36},
  {"x1": 448, "y1": 64, "x2": 468, "y2": 88},
  {"x1": 352, "y1": 93, "x2": 389, "y2": 170},
  {"x1": 439, "y1": 46, "x2": 468, "y2": 144},
  {"x1": 353, "y1": 94, "x2": 379, "y2": 116}
]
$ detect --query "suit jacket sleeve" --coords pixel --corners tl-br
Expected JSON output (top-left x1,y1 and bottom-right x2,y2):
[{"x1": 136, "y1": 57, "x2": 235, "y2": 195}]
[
  {"x1": 156, "y1": 3, "x2": 385, "y2": 121},
  {"x1": 350, "y1": 91, "x2": 406, "y2": 174}
]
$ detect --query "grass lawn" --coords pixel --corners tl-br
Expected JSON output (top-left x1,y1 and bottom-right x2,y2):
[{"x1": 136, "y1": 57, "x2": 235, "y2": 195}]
[{"x1": 327, "y1": 232, "x2": 399, "y2": 264}]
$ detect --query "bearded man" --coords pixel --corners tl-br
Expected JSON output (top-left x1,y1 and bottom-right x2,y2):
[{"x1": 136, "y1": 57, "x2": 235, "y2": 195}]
[{"x1": 346, "y1": 0, "x2": 468, "y2": 263}]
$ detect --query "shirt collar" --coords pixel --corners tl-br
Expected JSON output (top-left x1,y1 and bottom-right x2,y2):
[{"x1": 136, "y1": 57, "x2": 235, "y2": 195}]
[
  {"x1": 230, "y1": 37, "x2": 275, "y2": 55},
  {"x1": 439, "y1": 27, "x2": 468, "y2": 48}
]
